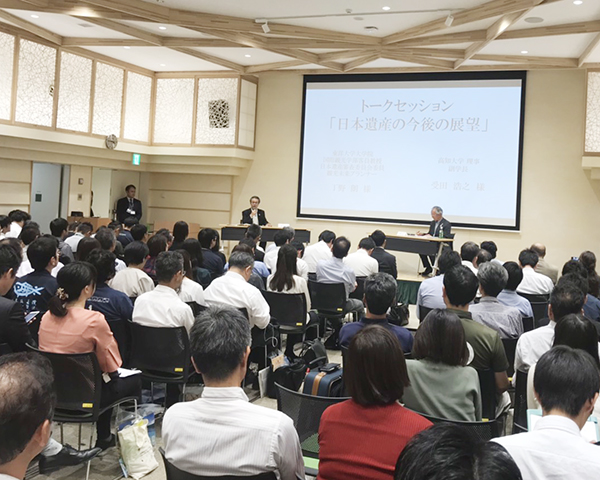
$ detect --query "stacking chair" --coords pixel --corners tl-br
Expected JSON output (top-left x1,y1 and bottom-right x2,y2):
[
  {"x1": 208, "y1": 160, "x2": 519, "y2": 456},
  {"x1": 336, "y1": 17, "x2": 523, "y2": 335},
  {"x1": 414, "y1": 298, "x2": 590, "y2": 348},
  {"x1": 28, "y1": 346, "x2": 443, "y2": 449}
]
[
  {"x1": 517, "y1": 293, "x2": 549, "y2": 328},
  {"x1": 261, "y1": 291, "x2": 317, "y2": 347},
  {"x1": 412, "y1": 411, "x2": 501, "y2": 441},
  {"x1": 0, "y1": 343, "x2": 12, "y2": 356},
  {"x1": 502, "y1": 337, "x2": 518, "y2": 378},
  {"x1": 513, "y1": 370, "x2": 529, "y2": 434},
  {"x1": 522, "y1": 316, "x2": 534, "y2": 332},
  {"x1": 107, "y1": 318, "x2": 131, "y2": 367},
  {"x1": 349, "y1": 276, "x2": 367, "y2": 301},
  {"x1": 308, "y1": 280, "x2": 347, "y2": 344},
  {"x1": 159, "y1": 448, "x2": 276, "y2": 480},
  {"x1": 476, "y1": 369, "x2": 497, "y2": 421},
  {"x1": 418, "y1": 306, "x2": 433, "y2": 323}
]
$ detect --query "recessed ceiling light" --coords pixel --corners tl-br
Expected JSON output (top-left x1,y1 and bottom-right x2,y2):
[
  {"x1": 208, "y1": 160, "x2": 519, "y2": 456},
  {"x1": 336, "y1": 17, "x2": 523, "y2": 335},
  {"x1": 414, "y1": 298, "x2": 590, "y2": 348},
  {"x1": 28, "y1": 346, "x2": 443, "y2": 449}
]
[
  {"x1": 573, "y1": 0, "x2": 583, "y2": 4},
  {"x1": 30, "y1": 14, "x2": 39, "y2": 19},
  {"x1": 160, "y1": 63, "x2": 166, "y2": 67},
  {"x1": 123, "y1": 46, "x2": 131, "y2": 49},
  {"x1": 364, "y1": 26, "x2": 379, "y2": 33},
  {"x1": 524, "y1": 16, "x2": 544, "y2": 23},
  {"x1": 354, "y1": 17, "x2": 364, "y2": 21},
  {"x1": 244, "y1": 54, "x2": 252, "y2": 58},
  {"x1": 158, "y1": 26, "x2": 167, "y2": 30},
  {"x1": 382, "y1": 6, "x2": 391, "y2": 11},
  {"x1": 521, "y1": 50, "x2": 528, "y2": 54}
]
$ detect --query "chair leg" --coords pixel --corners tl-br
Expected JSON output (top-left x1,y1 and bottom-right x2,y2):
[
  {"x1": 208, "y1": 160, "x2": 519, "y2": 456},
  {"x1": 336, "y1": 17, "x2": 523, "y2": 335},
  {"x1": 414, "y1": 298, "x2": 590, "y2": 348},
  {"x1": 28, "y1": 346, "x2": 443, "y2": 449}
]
[
  {"x1": 89, "y1": 424, "x2": 94, "y2": 451},
  {"x1": 60, "y1": 423, "x2": 64, "y2": 444},
  {"x1": 85, "y1": 458, "x2": 91, "y2": 480},
  {"x1": 78, "y1": 424, "x2": 82, "y2": 449}
]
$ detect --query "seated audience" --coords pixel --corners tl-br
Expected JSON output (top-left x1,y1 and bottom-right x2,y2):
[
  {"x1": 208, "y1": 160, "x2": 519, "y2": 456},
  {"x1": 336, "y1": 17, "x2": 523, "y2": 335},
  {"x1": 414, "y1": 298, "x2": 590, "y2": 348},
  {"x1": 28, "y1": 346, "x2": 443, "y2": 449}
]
[
  {"x1": 515, "y1": 278, "x2": 585, "y2": 373},
  {"x1": 416, "y1": 249, "x2": 461, "y2": 320},
  {"x1": 130, "y1": 223, "x2": 148, "y2": 243},
  {"x1": 109, "y1": 241, "x2": 154, "y2": 298},
  {"x1": 227, "y1": 244, "x2": 266, "y2": 290},
  {"x1": 494, "y1": 346, "x2": 600, "y2": 479},
  {"x1": 339, "y1": 272, "x2": 412, "y2": 352},
  {"x1": 443, "y1": 266, "x2": 510, "y2": 396},
  {"x1": 318, "y1": 326, "x2": 431, "y2": 480},
  {"x1": 5, "y1": 210, "x2": 29, "y2": 239},
  {"x1": 204, "y1": 251, "x2": 270, "y2": 330},
  {"x1": 481, "y1": 240, "x2": 502, "y2": 265},
  {"x1": 163, "y1": 306, "x2": 303, "y2": 479},
  {"x1": 180, "y1": 238, "x2": 211, "y2": 288},
  {"x1": 469, "y1": 262, "x2": 522, "y2": 339},
  {"x1": 264, "y1": 226, "x2": 294, "y2": 255},
  {"x1": 95, "y1": 227, "x2": 125, "y2": 272},
  {"x1": 49, "y1": 218, "x2": 74, "y2": 265},
  {"x1": 460, "y1": 241, "x2": 479, "y2": 274},
  {"x1": 579, "y1": 250, "x2": 600, "y2": 298},
  {"x1": 402, "y1": 309, "x2": 481, "y2": 421},
  {"x1": 142, "y1": 234, "x2": 168, "y2": 283},
  {"x1": 531, "y1": 243, "x2": 558, "y2": 284},
  {"x1": 561, "y1": 260, "x2": 600, "y2": 322},
  {"x1": 344, "y1": 237, "x2": 378, "y2": 277},
  {"x1": 39, "y1": 262, "x2": 141, "y2": 451},
  {"x1": 474, "y1": 248, "x2": 492, "y2": 269},
  {"x1": 170, "y1": 221, "x2": 188, "y2": 251},
  {"x1": 264, "y1": 231, "x2": 290, "y2": 272},
  {"x1": 290, "y1": 240, "x2": 305, "y2": 259},
  {"x1": 211, "y1": 230, "x2": 227, "y2": 266},
  {"x1": 303, "y1": 230, "x2": 335, "y2": 273},
  {"x1": 117, "y1": 217, "x2": 137, "y2": 248},
  {"x1": 395, "y1": 423, "x2": 522, "y2": 480},
  {"x1": 75, "y1": 237, "x2": 100, "y2": 262},
  {"x1": 64, "y1": 221, "x2": 92, "y2": 253},
  {"x1": 0, "y1": 214, "x2": 10, "y2": 240},
  {"x1": 497, "y1": 261, "x2": 534, "y2": 318},
  {"x1": 369, "y1": 230, "x2": 398, "y2": 279},
  {"x1": 175, "y1": 249, "x2": 207, "y2": 311},
  {"x1": 517, "y1": 248, "x2": 553, "y2": 295},
  {"x1": 236, "y1": 238, "x2": 270, "y2": 280},
  {"x1": 155, "y1": 228, "x2": 174, "y2": 250},
  {"x1": 198, "y1": 228, "x2": 224, "y2": 276},
  {"x1": 14, "y1": 225, "x2": 41, "y2": 277},
  {"x1": 245, "y1": 224, "x2": 264, "y2": 260},
  {"x1": 133, "y1": 251, "x2": 194, "y2": 333}
]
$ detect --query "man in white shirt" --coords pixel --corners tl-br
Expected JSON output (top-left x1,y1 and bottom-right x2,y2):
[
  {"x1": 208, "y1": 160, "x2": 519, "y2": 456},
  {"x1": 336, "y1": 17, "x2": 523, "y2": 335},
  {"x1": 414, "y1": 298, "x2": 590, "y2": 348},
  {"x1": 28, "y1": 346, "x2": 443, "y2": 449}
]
[
  {"x1": 64, "y1": 222, "x2": 93, "y2": 254},
  {"x1": 517, "y1": 248, "x2": 554, "y2": 296},
  {"x1": 303, "y1": 230, "x2": 335, "y2": 273},
  {"x1": 4, "y1": 210, "x2": 28, "y2": 239},
  {"x1": 343, "y1": 237, "x2": 378, "y2": 278},
  {"x1": 494, "y1": 346, "x2": 600, "y2": 480},
  {"x1": 109, "y1": 241, "x2": 154, "y2": 298},
  {"x1": 460, "y1": 241, "x2": 479, "y2": 275},
  {"x1": 416, "y1": 249, "x2": 461, "y2": 320},
  {"x1": 133, "y1": 251, "x2": 194, "y2": 333},
  {"x1": 163, "y1": 305, "x2": 304, "y2": 479},
  {"x1": 470, "y1": 262, "x2": 522, "y2": 339},
  {"x1": 264, "y1": 231, "x2": 290, "y2": 272},
  {"x1": 204, "y1": 251, "x2": 270, "y2": 330},
  {"x1": 497, "y1": 261, "x2": 534, "y2": 318}
]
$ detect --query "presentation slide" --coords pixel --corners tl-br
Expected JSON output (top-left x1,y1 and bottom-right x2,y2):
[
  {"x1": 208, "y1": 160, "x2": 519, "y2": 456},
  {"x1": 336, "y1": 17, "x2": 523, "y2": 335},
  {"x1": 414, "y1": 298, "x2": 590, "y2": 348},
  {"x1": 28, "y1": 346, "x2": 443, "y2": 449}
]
[{"x1": 298, "y1": 72, "x2": 526, "y2": 230}]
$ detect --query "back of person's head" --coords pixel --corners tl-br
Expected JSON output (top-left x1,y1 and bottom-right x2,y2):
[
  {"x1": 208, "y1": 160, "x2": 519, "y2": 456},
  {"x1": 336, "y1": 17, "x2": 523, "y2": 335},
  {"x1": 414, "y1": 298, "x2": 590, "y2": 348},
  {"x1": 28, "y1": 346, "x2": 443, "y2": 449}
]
[
  {"x1": 231, "y1": 244, "x2": 253, "y2": 256},
  {"x1": 0, "y1": 244, "x2": 20, "y2": 279},
  {"x1": 49, "y1": 262, "x2": 97, "y2": 317},
  {"x1": 49, "y1": 218, "x2": 68, "y2": 238},
  {"x1": 147, "y1": 234, "x2": 168, "y2": 258},
  {"x1": 519, "y1": 248, "x2": 539, "y2": 268},
  {"x1": 172, "y1": 221, "x2": 189, "y2": 242},
  {"x1": 67, "y1": 221, "x2": 79, "y2": 233},
  {"x1": 534, "y1": 345, "x2": 600, "y2": 417},
  {"x1": 273, "y1": 231, "x2": 288, "y2": 247},
  {"x1": 245, "y1": 224, "x2": 262, "y2": 241},
  {"x1": 553, "y1": 314, "x2": 600, "y2": 367},
  {"x1": 358, "y1": 237, "x2": 376, "y2": 251},
  {"x1": 19, "y1": 225, "x2": 40, "y2": 246},
  {"x1": 363, "y1": 272, "x2": 396, "y2": 315},
  {"x1": 395, "y1": 423, "x2": 522, "y2": 480},
  {"x1": 27, "y1": 237, "x2": 58, "y2": 271},
  {"x1": 107, "y1": 220, "x2": 122, "y2": 233},
  {"x1": 123, "y1": 217, "x2": 138, "y2": 229},
  {"x1": 345, "y1": 325, "x2": 409, "y2": 406},
  {"x1": 562, "y1": 259, "x2": 588, "y2": 279},
  {"x1": 370, "y1": 230, "x2": 386, "y2": 247},
  {"x1": 413, "y1": 310, "x2": 468, "y2": 366},
  {"x1": 181, "y1": 238, "x2": 203, "y2": 268},
  {"x1": 460, "y1": 242, "x2": 479, "y2": 262},
  {"x1": 290, "y1": 240, "x2": 305, "y2": 257},
  {"x1": 477, "y1": 261, "x2": 508, "y2": 297},
  {"x1": 579, "y1": 251, "x2": 597, "y2": 273},
  {"x1": 475, "y1": 249, "x2": 492, "y2": 268},
  {"x1": 503, "y1": 261, "x2": 524, "y2": 291},
  {"x1": 558, "y1": 272, "x2": 588, "y2": 298},
  {"x1": 443, "y1": 265, "x2": 478, "y2": 307},
  {"x1": 238, "y1": 238, "x2": 256, "y2": 252},
  {"x1": 124, "y1": 241, "x2": 149, "y2": 266},
  {"x1": 282, "y1": 226, "x2": 295, "y2": 242},
  {"x1": 86, "y1": 249, "x2": 116, "y2": 284},
  {"x1": 76, "y1": 237, "x2": 101, "y2": 262},
  {"x1": 437, "y1": 249, "x2": 461, "y2": 275},
  {"x1": 156, "y1": 228, "x2": 173, "y2": 244},
  {"x1": 130, "y1": 224, "x2": 147, "y2": 242},
  {"x1": 155, "y1": 251, "x2": 183, "y2": 284},
  {"x1": 175, "y1": 249, "x2": 193, "y2": 278},
  {"x1": 270, "y1": 244, "x2": 298, "y2": 291},
  {"x1": 0, "y1": 353, "x2": 56, "y2": 467},
  {"x1": 190, "y1": 305, "x2": 251, "y2": 382},
  {"x1": 229, "y1": 251, "x2": 254, "y2": 271},
  {"x1": 9, "y1": 210, "x2": 29, "y2": 224},
  {"x1": 530, "y1": 243, "x2": 546, "y2": 258},
  {"x1": 318, "y1": 230, "x2": 336, "y2": 244},
  {"x1": 332, "y1": 236, "x2": 351, "y2": 259},
  {"x1": 480, "y1": 241, "x2": 498, "y2": 259},
  {"x1": 95, "y1": 227, "x2": 116, "y2": 251},
  {"x1": 0, "y1": 215, "x2": 10, "y2": 230},
  {"x1": 198, "y1": 228, "x2": 217, "y2": 249},
  {"x1": 76, "y1": 222, "x2": 93, "y2": 236},
  {"x1": 551, "y1": 277, "x2": 586, "y2": 321}
]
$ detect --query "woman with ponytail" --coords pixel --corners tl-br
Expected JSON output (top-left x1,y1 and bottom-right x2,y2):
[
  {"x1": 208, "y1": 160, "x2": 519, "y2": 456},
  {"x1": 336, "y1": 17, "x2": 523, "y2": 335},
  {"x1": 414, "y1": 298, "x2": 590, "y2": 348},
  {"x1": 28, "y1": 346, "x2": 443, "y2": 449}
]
[{"x1": 39, "y1": 262, "x2": 141, "y2": 451}]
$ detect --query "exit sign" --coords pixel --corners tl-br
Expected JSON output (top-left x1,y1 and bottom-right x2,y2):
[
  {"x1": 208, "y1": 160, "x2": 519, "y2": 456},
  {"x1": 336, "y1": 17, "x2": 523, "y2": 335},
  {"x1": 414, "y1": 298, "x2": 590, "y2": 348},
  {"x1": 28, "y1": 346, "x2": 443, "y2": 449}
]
[{"x1": 132, "y1": 153, "x2": 141, "y2": 166}]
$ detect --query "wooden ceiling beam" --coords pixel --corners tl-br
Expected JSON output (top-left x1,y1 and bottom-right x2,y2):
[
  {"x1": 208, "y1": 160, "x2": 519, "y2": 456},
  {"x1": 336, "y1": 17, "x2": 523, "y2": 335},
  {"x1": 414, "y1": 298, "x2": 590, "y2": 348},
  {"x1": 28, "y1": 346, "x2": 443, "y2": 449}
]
[
  {"x1": 381, "y1": 52, "x2": 455, "y2": 69},
  {"x1": 0, "y1": 8, "x2": 62, "y2": 44},
  {"x1": 74, "y1": 17, "x2": 163, "y2": 45},
  {"x1": 61, "y1": 37, "x2": 153, "y2": 47},
  {"x1": 394, "y1": 30, "x2": 488, "y2": 47},
  {"x1": 381, "y1": 47, "x2": 464, "y2": 58},
  {"x1": 244, "y1": 60, "x2": 306, "y2": 74},
  {"x1": 169, "y1": 47, "x2": 245, "y2": 73},
  {"x1": 343, "y1": 54, "x2": 380, "y2": 72},
  {"x1": 318, "y1": 49, "x2": 378, "y2": 62},
  {"x1": 499, "y1": 20, "x2": 600, "y2": 39},
  {"x1": 578, "y1": 33, "x2": 600, "y2": 67},
  {"x1": 471, "y1": 53, "x2": 578, "y2": 67}
]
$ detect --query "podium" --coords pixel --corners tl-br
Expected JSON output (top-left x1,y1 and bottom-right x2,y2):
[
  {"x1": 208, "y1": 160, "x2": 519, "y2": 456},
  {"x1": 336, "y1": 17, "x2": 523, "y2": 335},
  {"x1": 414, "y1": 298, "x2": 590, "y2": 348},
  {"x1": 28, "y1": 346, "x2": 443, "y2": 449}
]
[
  {"x1": 67, "y1": 217, "x2": 111, "y2": 231},
  {"x1": 384, "y1": 234, "x2": 453, "y2": 275},
  {"x1": 221, "y1": 225, "x2": 311, "y2": 243}
]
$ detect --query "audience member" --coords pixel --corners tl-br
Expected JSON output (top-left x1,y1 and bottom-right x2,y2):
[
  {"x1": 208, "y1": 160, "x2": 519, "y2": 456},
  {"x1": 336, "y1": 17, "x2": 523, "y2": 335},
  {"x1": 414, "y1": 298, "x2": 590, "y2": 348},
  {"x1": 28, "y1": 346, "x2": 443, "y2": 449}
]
[
  {"x1": 180, "y1": 238, "x2": 211, "y2": 288},
  {"x1": 395, "y1": 423, "x2": 522, "y2": 480},
  {"x1": 561, "y1": 260, "x2": 600, "y2": 323},
  {"x1": 237, "y1": 238, "x2": 270, "y2": 279},
  {"x1": 198, "y1": 228, "x2": 224, "y2": 276},
  {"x1": 156, "y1": 228, "x2": 174, "y2": 250},
  {"x1": 170, "y1": 221, "x2": 188, "y2": 251},
  {"x1": 75, "y1": 236, "x2": 100, "y2": 262},
  {"x1": 339, "y1": 272, "x2": 412, "y2": 352},
  {"x1": 142, "y1": 234, "x2": 168, "y2": 283},
  {"x1": 5, "y1": 210, "x2": 29, "y2": 239},
  {"x1": 116, "y1": 217, "x2": 136, "y2": 248},
  {"x1": 318, "y1": 326, "x2": 431, "y2": 480},
  {"x1": 264, "y1": 232, "x2": 308, "y2": 279},
  {"x1": 109, "y1": 241, "x2": 154, "y2": 298},
  {"x1": 0, "y1": 215, "x2": 10, "y2": 240},
  {"x1": 49, "y1": 218, "x2": 74, "y2": 265},
  {"x1": 228, "y1": 244, "x2": 266, "y2": 290},
  {"x1": 95, "y1": 227, "x2": 126, "y2": 272},
  {"x1": 290, "y1": 240, "x2": 305, "y2": 259},
  {"x1": 130, "y1": 223, "x2": 148, "y2": 243},
  {"x1": 531, "y1": 243, "x2": 559, "y2": 285},
  {"x1": 64, "y1": 221, "x2": 92, "y2": 253},
  {"x1": 369, "y1": 230, "x2": 398, "y2": 279},
  {"x1": 402, "y1": 309, "x2": 481, "y2": 421},
  {"x1": 460, "y1": 241, "x2": 479, "y2": 274},
  {"x1": 579, "y1": 250, "x2": 600, "y2": 298},
  {"x1": 481, "y1": 240, "x2": 502, "y2": 265},
  {"x1": 163, "y1": 305, "x2": 303, "y2": 479},
  {"x1": 264, "y1": 226, "x2": 294, "y2": 255},
  {"x1": 245, "y1": 224, "x2": 264, "y2": 260},
  {"x1": 343, "y1": 237, "x2": 378, "y2": 277},
  {"x1": 416, "y1": 249, "x2": 460, "y2": 320},
  {"x1": 497, "y1": 261, "x2": 534, "y2": 318},
  {"x1": 211, "y1": 230, "x2": 227, "y2": 266},
  {"x1": 303, "y1": 230, "x2": 335, "y2": 273},
  {"x1": 474, "y1": 248, "x2": 492, "y2": 269},
  {"x1": 494, "y1": 346, "x2": 600, "y2": 479},
  {"x1": 175, "y1": 249, "x2": 207, "y2": 310},
  {"x1": 517, "y1": 248, "x2": 554, "y2": 295}
]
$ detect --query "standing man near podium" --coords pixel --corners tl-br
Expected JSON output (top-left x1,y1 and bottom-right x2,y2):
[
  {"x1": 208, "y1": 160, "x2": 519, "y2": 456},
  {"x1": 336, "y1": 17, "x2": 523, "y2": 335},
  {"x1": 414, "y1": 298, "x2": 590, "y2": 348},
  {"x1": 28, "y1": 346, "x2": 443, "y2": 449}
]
[
  {"x1": 116, "y1": 185, "x2": 142, "y2": 224},
  {"x1": 418, "y1": 206, "x2": 452, "y2": 277},
  {"x1": 240, "y1": 196, "x2": 270, "y2": 227}
]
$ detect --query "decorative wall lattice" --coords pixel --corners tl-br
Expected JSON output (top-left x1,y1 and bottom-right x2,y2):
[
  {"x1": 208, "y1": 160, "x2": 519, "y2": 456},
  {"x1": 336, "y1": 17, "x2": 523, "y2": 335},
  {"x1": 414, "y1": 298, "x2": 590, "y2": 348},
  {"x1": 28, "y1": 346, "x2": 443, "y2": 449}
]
[
  {"x1": 586, "y1": 72, "x2": 600, "y2": 153},
  {"x1": 154, "y1": 78, "x2": 194, "y2": 144},
  {"x1": 56, "y1": 52, "x2": 92, "y2": 133},
  {"x1": 123, "y1": 72, "x2": 152, "y2": 142},
  {"x1": 238, "y1": 79, "x2": 257, "y2": 148},
  {"x1": 92, "y1": 62, "x2": 124, "y2": 137},
  {"x1": 196, "y1": 78, "x2": 238, "y2": 145},
  {"x1": 15, "y1": 39, "x2": 56, "y2": 127},
  {"x1": 0, "y1": 32, "x2": 14, "y2": 121}
]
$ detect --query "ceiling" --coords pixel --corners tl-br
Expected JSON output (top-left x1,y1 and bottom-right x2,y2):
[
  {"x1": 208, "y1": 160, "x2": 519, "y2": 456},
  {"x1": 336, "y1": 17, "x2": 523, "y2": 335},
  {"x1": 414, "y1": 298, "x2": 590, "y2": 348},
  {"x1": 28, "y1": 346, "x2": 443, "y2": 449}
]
[{"x1": 0, "y1": 0, "x2": 599, "y2": 74}]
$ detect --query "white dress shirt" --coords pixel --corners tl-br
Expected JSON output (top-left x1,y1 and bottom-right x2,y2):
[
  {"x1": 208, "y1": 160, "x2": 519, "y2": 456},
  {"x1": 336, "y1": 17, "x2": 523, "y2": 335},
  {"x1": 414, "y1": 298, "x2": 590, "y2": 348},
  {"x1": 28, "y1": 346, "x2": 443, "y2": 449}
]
[
  {"x1": 163, "y1": 387, "x2": 304, "y2": 480},
  {"x1": 316, "y1": 257, "x2": 356, "y2": 298},
  {"x1": 416, "y1": 274, "x2": 446, "y2": 319},
  {"x1": 204, "y1": 271, "x2": 270, "y2": 329},
  {"x1": 4, "y1": 221, "x2": 22, "y2": 239},
  {"x1": 264, "y1": 247, "x2": 308, "y2": 280},
  {"x1": 133, "y1": 285, "x2": 195, "y2": 333},
  {"x1": 17, "y1": 255, "x2": 63, "y2": 278},
  {"x1": 517, "y1": 266, "x2": 554, "y2": 295},
  {"x1": 469, "y1": 297, "x2": 523, "y2": 339},
  {"x1": 343, "y1": 249, "x2": 378, "y2": 277},
  {"x1": 493, "y1": 415, "x2": 600, "y2": 480},
  {"x1": 64, "y1": 232, "x2": 84, "y2": 253},
  {"x1": 178, "y1": 277, "x2": 207, "y2": 306},
  {"x1": 115, "y1": 258, "x2": 126, "y2": 273},
  {"x1": 109, "y1": 267, "x2": 154, "y2": 298},
  {"x1": 461, "y1": 260, "x2": 478, "y2": 275},
  {"x1": 497, "y1": 289, "x2": 534, "y2": 318},
  {"x1": 303, "y1": 240, "x2": 332, "y2": 273},
  {"x1": 0, "y1": 474, "x2": 19, "y2": 480}
]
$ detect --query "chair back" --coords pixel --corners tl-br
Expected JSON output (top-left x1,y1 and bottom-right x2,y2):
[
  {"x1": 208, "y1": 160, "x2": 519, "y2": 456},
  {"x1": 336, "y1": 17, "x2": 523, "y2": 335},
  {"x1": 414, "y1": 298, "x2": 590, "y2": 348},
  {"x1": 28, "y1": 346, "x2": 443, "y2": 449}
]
[
  {"x1": 261, "y1": 291, "x2": 306, "y2": 330},
  {"x1": 517, "y1": 293, "x2": 549, "y2": 328},
  {"x1": 522, "y1": 316, "x2": 534, "y2": 332},
  {"x1": 308, "y1": 280, "x2": 346, "y2": 316},
  {"x1": 513, "y1": 370, "x2": 528, "y2": 432},
  {"x1": 341, "y1": 345, "x2": 349, "y2": 367},
  {"x1": 349, "y1": 277, "x2": 367, "y2": 300},
  {"x1": 275, "y1": 383, "x2": 349, "y2": 457},
  {"x1": 108, "y1": 319, "x2": 131, "y2": 367},
  {"x1": 0, "y1": 343, "x2": 13, "y2": 356},
  {"x1": 418, "y1": 306, "x2": 433, "y2": 322},
  {"x1": 501, "y1": 337, "x2": 518, "y2": 378},
  {"x1": 415, "y1": 411, "x2": 500, "y2": 441},
  {"x1": 128, "y1": 321, "x2": 190, "y2": 380},
  {"x1": 476, "y1": 369, "x2": 497, "y2": 420},
  {"x1": 159, "y1": 448, "x2": 276, "y2": 480}
]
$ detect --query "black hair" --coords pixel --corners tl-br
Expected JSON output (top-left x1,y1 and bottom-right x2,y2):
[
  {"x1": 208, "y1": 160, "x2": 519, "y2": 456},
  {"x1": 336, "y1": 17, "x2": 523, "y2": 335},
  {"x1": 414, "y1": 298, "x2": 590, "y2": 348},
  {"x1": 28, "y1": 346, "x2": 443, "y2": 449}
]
[
  {"x1": 519, "y1": 248, "x2": 539, "y2": 268},
  {"x1": 125, "y1": 184, "x2": 136, "y2": 192},
  {"x1": 413, "y1": 310, "x2": 469, "y2": 366},
  {"x1": 318, "y1": 230, "x2": 336, "y2": 244},
  {"x1": 181, "y1": 238, "x2": 204, "y2": 269},
  {"x1": 238, "y1": 238, "x2": 256, "y2": 251},
  {"x1": 557, "y1": 272, "x2": 588, "y2": 299},
  {"x1": 76, "y1": 237, "x2": 101, "y2": 262},
  {"x1": 86, "y1": 249, "x2": 116, "y2": 284},
  {"x1": 108, "y1": 220, "x2": 122, "y2": 232},
  {"x1": 437, "y1": 250, "x2": 461, "y2": 275},
  {"x1": 0, "y1": 244, "x2": 21, "y2": 278},
  {"x1": 19, "y1": 226, "x2": 40, "y2": 246},
  {"x1": 480, "y1": 241, "x2": 498, "y2": 259},
  {"x1": 358, "y1": 237, "x2": 376, "y2": 250},
  {"x1": 76, "y1": 222, "x2": 93, "y2": 235},
  {"x1": 363, "y1": 272, "x2": 396, "y2": 315},
  {"x1": 443, "y1": 265, "x2": 479, "y2": 307},
  {"x1": 460, "y1": 242, "x2": 479, "y2": 262},
  {"x1": 269, "y1": 244, "x2": 298, "y2": 292},
  {"x1": 370, "y1": 230, "x2": 386, "y2": 247},
  {"x1": 332, "y1": 236, "x2": 351, "y2": 259},
  {"x1": 27, "y1": 237, "x2": 57, "y2": 271},
  {"x1": 553, "y1": 313, "x2": 600, "y2": 367},
  {"x1": 551, "y1": 278, "x2": 586, "y2": 323},
  {"x1": 245, "y1": 224, "x2": 262, "y2": 241},
  {"x1": 124, "y1": 241, "x2": 149, "y2": 266},
  {"x1": 290, "y1": 240, "x2": 305, "y2": 257},
  {"x1": 130, "y1": 224, "x2": 148, "y2": 242},
  {"x1": 49, "y1": 218, "x2": 68, "y2": 237},
  {"x1": 173, "y1": 221, "x2": 189, "y2": 242},
  {"x1": 198, "y1": 228, "x2": 217, "y2": 249},
  {"x1": 95, "y1": 227, "x2": 116, "y2": 251},
  {"x1": 0, "y1": 215, "x2": 10, "y2": 230},
  {"x1": 155, "y1": 228, "x2": 173, "y2": 243},
  {"x1": 155, "y1": 251, "x2": 183, "y2": 284},
  {"x1": 175, "y1": 249, "x2": 193, "y2": 279},
  {"x1": 273, "y1": 231, "x2": 288, "y2": 247},
  {"x1": 475, "y1": 249, "x2": 492, "y2": 267},
  {"x1": 562, "y1": 259, "x2": 588, "y2": 279},
  {"x1": 9, "y1": 210, "x2": 29, "y2": 224},
  {"x1": 123, "y1": 217, "x2": 139, "y2": 228},
  {"x1": 48, "y1": 262, "x2": 97, "y2": 317},
  {"x1": 147, "y1": 234, "x2": 168, "y2": 258},
  {"x1": 579, "y1": 251, "x2": 600, "y2": 297},
  {"x1": 503, "y1": 261, "x2": 524, "y2": 291}
]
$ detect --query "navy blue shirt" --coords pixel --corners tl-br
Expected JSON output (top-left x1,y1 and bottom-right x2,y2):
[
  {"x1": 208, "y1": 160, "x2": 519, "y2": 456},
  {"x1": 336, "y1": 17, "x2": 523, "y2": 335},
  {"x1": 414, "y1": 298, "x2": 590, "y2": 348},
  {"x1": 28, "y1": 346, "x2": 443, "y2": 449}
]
[
  {"x1": 13, "y1": 270, "x2": 58, "y2": 316},
  {"x1": 86, "y1": 283, "x2": 134, "y2": 322},
  {"x1": 339, "y1": 316, "x2": 414, "y2": 353},
  {"x1": 584, "y1": 294, "x2": 600, "y2": 322},
  {"x1": 202, "y1": 248, "x2": 224, "y2": 276},
  {"x1": 117, "y1": 230, "x2": 134, "y2": 248}
]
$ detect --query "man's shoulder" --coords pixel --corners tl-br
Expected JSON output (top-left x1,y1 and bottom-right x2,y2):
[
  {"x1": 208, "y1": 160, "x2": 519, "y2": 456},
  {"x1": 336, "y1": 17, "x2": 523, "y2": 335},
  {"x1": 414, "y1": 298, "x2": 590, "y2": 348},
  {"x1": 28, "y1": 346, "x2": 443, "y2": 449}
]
[
  {"x1": 460, "y1": 316, "x2": 498, "y2": 338},
  {"x1": 0, "y1": 296, "x2": 19, "y2": 315}
]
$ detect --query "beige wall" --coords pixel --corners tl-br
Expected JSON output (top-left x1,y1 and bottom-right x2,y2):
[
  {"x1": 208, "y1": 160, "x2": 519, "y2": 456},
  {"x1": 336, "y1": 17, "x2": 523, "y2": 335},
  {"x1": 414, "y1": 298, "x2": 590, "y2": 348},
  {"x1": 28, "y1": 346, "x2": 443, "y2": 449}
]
[
  {"x1": 233, "y1": 69, "x2": 599, "y2": 274},
  {"x1": 68, "y1": 165, "x2": 92, "y2": 216},
  {"x1": 0, "y1": 159, "x2": 31, "y2": 213}
]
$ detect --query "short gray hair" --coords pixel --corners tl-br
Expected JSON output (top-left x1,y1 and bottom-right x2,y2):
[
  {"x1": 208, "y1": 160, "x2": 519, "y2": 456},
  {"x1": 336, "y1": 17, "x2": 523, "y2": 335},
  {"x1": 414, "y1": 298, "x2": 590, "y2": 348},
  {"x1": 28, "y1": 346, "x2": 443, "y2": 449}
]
[
  {"x1": 477, "y1": 261, "x2": 508, "y2": 297},
  {"x1": 155, "y1": 251, "x2": 184, "y2": 283},
  {"x1": 229, "y1": 251, "x2": 254, "y2": 270},
  {"x1": 432, "y1": 206, "x2": 443, "y2": 214}
]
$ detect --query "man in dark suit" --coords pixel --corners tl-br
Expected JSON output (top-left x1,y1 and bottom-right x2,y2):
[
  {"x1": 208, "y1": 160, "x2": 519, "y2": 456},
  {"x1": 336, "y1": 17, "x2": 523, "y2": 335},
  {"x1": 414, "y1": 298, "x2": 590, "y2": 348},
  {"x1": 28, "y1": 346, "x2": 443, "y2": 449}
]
[
  {"x1": 116, "y1": 185, "x2": 142, "y2": 224},
  {"x1": 240, "y1": 196, "x2": 269, "y2": 226},
  {"x1": 369, "y1": 230, "x2": 398, "y2": 279},
  {"x1": 418, "y1": 206, "x2": 452, "y2": 276}
]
